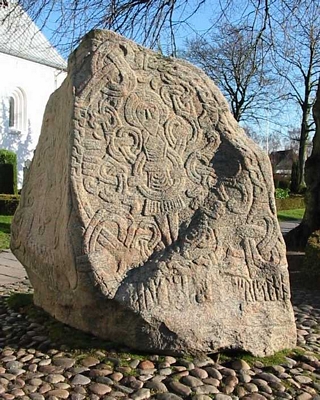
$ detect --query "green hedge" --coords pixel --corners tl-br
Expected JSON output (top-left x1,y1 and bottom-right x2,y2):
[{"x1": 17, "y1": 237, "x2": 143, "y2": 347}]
[
  {"x1": 0, "y1": 149, "x2": 17, "y2": 194},
  {"x1": 0, "y1": 164, "x2": 14, "y2": 194},
  {"x1": 275, "y1": 195, "x2": 305, "y2": 211},
  {"x1": 0, "y1": 194, "x2": 20, "y2": 215}
]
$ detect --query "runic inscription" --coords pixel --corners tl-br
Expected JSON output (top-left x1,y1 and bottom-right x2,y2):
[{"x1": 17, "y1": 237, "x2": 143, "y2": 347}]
[
  {"x1": 71, "y1": 36, "x2": 288, "y2": 297},
  {"x1": 11, "y1": 30, "x2": 297, "y2": 357}
]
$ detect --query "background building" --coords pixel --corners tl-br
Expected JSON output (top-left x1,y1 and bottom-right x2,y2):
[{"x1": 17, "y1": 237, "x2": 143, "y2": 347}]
[{"x1": 0, "y1": 1, "x2": 67, "y2": 187}]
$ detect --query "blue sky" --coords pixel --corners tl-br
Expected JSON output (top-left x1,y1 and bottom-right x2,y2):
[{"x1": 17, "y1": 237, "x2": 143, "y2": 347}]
[{"x1": 37, "y1": 2, "x2": 303, "y2": 151}]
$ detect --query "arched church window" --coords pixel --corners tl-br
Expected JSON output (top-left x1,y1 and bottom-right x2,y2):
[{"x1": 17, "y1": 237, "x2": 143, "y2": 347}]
[
  {"x1": 8, "y1": 87, "x2": 27, "y2": 133},
  {"x1": 9, "y1": 96, "x2": 14, "y2": 127}
]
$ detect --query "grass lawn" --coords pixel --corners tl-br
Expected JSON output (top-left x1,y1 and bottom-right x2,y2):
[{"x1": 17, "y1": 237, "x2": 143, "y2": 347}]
[
  {"x1": 277, "y1": 208, "x2": 305, "y2": 221},
  {"x1": 0, "y1": 215, "x2": 13, "y2": 251}
]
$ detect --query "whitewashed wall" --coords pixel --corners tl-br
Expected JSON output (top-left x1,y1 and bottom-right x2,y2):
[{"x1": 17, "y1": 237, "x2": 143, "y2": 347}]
[{"x1": 0, "y1": 52, "x2": 66, "y2": 188}]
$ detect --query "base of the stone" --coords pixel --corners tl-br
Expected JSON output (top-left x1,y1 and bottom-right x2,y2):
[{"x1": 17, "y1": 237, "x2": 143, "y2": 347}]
[{"x1": 31, "y1": 272, "x2": 296, "y2": 357}]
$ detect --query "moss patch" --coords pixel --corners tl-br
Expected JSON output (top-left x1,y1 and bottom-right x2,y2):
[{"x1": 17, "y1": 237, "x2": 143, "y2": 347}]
[
  {"x1": 7, "y1": 292, "x2": 33, "y2": 310},
  {"x1": 5, "y1": 293, "x2": 152, "y2": 366},
  {"x1": 6, "y1": 293, "x2": 303, "y2": 369},
  {"x1": 218, "y1": 348, "x2": 306, "y2": 367}
]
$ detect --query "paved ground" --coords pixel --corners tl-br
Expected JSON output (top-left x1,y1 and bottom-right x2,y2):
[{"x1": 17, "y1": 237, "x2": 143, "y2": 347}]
[
  {"x1": 279, "y1": 220, "x2": 301, "y2": 235},
  {"x1": 0, "y1": 220, "x2": 301, "y2": 286},
  {"x1": 0, "y1": 249, "x2": 27, "y2": 285}
]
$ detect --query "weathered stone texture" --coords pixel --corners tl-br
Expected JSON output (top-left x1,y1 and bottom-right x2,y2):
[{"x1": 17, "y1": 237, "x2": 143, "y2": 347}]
[{"x1": 11, "y1": 30, "x2": 296, "y2": 356}]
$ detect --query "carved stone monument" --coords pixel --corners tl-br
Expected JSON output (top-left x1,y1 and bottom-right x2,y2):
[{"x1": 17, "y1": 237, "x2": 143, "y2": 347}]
[{"x1": 11, "y1": 30, "x2": 296, "y2": 356}]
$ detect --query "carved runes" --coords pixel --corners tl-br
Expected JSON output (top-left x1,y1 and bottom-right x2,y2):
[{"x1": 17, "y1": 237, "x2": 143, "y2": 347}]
[{"x1": 11, "y1": 30, "x2": 296, "y2": 356}]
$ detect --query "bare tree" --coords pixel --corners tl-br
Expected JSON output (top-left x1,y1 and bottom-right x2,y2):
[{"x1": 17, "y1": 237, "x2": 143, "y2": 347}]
[
  {"x1": 184, "y1": 22, "x2": 276, "y2": 124},
  {"x1": 283, "y1": 127, "x2": 312, "y2": 155},
  {"x1": 272, "y1": 0, "x2": 320, "y2": 192},
  {"x1": 9, "y1": 0, "x2": 208, "y2": 56},
  {"x1": 286, "y1": 77, "x2": 320, "y2": 248},
  {"x1": 8, "y1": 0, "x2": 284, "y2": 57}
]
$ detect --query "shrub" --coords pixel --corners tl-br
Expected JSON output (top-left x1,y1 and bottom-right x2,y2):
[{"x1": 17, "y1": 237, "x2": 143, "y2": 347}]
[
  {"x1": 275, "y1": 188, "x2": 290, "y2": 199},
  {"x1": 0, "y1": 149, "x2": 17, "y2": 194},
  {"x1": 0, "y1": 194, "x2": 20, "y2": 215}
]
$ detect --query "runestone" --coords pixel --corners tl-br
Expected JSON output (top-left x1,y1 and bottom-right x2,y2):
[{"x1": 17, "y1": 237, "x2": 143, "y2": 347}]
[{"x1": 11, "y1": 30, "x2": 296, "y2": 356}]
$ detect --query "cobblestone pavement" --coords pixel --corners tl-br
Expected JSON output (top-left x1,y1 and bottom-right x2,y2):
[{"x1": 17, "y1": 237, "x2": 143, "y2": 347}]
[
  {"x1": 1, "y1": 279, "x2": 320, "y2": 399},
  {"x1": 1, "y1": 221, "x2": 319, "y2": 400}
]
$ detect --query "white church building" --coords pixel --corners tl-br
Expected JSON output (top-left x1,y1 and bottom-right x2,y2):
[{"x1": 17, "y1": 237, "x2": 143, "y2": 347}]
[{"x1": 0, "y1": 1, "x2": 67, "y2": 187}]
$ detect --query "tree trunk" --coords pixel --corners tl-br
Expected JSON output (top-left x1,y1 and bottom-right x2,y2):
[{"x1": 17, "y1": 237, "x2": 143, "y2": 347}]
[
  {"x1": 296, "y1": 87, "x2": 313, "y2": 193},
  {"x1": 286, "y1": 78, "x2": 320, "y2": 249},
  {"x1": 297, "y1": 117, "x2": 308, "y2": 192}
]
